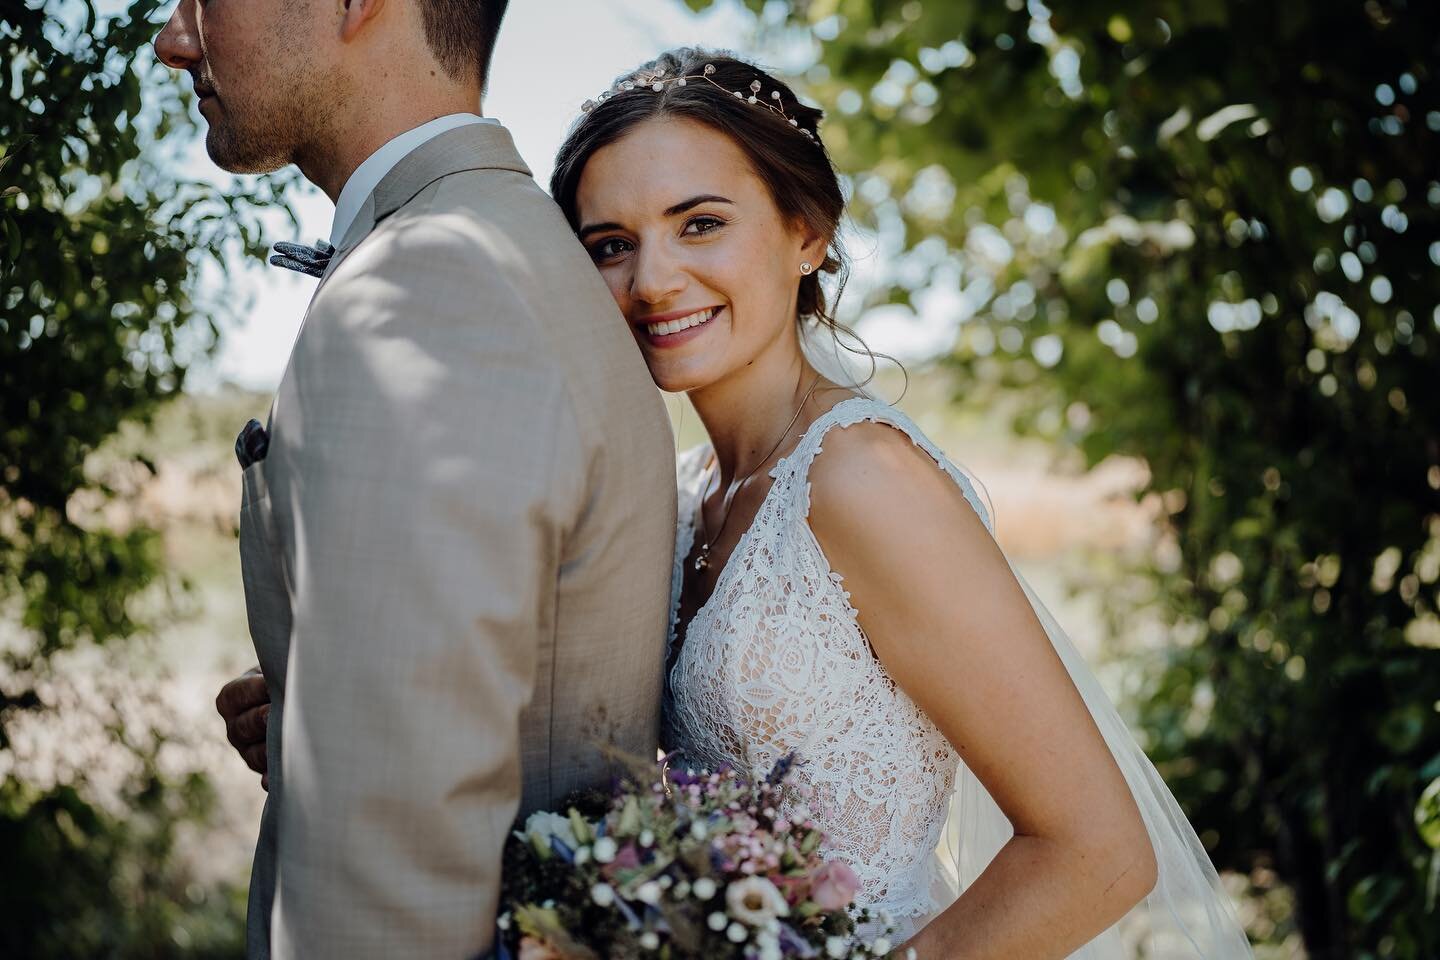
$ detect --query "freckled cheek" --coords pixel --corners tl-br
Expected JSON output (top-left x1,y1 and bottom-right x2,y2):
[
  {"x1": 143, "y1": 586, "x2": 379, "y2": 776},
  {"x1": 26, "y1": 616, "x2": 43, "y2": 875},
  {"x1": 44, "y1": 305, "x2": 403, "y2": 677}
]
[{"x1": 681, "y1": 243, "x2": 749, "y2": 305}]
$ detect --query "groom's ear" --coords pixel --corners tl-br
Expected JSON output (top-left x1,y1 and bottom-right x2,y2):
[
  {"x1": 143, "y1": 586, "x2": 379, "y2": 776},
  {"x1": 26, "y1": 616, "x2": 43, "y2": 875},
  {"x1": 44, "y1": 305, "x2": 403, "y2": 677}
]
[{"x1": 339, "y1": 0, "x2": 387, "y2": 43}]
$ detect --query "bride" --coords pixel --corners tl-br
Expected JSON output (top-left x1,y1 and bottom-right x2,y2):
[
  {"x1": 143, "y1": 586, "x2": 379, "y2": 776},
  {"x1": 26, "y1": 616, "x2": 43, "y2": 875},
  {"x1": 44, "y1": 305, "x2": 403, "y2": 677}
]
[{"x1": 548, "y1": 49, "x2": 1253, "y2": 958}]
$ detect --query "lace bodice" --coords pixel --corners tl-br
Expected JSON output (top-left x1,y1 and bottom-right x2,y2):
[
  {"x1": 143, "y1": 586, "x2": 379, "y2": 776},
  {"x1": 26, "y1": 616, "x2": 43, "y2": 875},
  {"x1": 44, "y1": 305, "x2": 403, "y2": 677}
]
[{"x1": 664, "y1": 397, "x2": 994, "y2": 930}]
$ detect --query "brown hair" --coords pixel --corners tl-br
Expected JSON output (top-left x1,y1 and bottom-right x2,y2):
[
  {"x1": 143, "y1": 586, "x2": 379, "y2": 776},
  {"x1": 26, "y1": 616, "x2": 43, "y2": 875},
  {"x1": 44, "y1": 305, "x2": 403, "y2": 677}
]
[
  {"x1": 551, "y1": 48, "x2": 850, "y2": 330},
  {"x1": 418, "y1": 0, "x2": 509, "y2": 88}
]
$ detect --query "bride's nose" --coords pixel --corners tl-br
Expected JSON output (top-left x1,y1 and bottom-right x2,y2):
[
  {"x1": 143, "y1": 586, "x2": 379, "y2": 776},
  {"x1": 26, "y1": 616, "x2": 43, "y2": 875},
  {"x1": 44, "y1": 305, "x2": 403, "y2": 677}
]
[{"x1": 629, "y1": 243, "x2": 687, "y2": 305}]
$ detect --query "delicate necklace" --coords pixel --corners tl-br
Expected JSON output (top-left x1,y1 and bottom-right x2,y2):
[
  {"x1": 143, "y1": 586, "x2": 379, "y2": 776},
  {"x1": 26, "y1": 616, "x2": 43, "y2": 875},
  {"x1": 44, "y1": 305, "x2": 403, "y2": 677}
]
[{"x1": 693, "y1": 373, "x2": 823, "y2": 574}]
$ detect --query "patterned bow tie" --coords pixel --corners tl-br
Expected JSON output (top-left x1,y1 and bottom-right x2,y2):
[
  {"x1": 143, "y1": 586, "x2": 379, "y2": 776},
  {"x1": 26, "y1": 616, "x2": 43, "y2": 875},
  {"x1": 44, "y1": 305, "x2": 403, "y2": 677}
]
[{"x1": 269, "y1": 239, "x2": 334, "y2": 278}]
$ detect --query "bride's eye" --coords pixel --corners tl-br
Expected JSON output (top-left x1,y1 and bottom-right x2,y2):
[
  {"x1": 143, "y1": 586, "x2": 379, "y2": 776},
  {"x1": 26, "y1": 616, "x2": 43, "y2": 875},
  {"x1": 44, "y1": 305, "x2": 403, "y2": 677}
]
[
  {"x1": 682, "y1": 216, "x2": 726, "y2": 237},
  {"x1": 589, "y1": 237, "x2": 633, "y2": 262}
]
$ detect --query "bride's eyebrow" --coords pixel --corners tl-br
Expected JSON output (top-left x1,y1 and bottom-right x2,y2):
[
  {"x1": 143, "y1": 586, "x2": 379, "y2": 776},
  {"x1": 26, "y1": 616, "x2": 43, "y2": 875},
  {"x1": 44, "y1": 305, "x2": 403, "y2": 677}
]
[
  {"x1": 664, "y1": 194, "x2": 734, "y2": 216},
  {"x1": 578, "y1": 195, "x2": 735, "y2": 242},
  {"x1": 577, "y1": 220, "x2": 623, "y2": 242}
]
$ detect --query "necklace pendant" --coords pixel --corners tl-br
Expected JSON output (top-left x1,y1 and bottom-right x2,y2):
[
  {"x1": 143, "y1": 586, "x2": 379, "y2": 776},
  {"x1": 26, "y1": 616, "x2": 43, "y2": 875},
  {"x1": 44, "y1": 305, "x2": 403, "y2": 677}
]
[{"x1": 694, "y1": 544, "x2": 711, "y2": 573}]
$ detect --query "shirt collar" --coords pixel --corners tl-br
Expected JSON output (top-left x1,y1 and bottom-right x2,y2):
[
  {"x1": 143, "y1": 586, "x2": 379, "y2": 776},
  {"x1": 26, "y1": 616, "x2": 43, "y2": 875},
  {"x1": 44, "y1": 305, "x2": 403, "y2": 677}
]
[{"x1": 329, "y1": 114, "x2": 499, "y2": 246}]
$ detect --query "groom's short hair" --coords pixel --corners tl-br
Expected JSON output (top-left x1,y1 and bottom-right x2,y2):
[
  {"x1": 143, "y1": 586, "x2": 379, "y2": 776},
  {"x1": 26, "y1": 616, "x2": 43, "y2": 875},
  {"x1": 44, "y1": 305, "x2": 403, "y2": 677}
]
[{"x1": 418, "y1": 0, "x2": 509, "y2": 88}]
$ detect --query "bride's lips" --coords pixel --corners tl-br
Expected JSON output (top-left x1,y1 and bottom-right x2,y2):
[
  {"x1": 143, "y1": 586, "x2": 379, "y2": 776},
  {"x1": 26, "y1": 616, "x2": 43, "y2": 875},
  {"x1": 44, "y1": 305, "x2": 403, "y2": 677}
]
[{"x1": 635, "y1": 306, "x2": 723, "y2": 349}]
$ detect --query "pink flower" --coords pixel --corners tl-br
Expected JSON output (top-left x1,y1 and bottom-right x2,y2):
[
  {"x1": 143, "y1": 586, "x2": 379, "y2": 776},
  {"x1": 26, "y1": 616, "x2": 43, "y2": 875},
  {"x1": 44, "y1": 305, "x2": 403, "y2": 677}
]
[
  {"x1": 601, "y1": 843, "x2": 642, "y2": 879},
  {"x1": 808, "y1": 860, "x2": 860, "y2": 911}
]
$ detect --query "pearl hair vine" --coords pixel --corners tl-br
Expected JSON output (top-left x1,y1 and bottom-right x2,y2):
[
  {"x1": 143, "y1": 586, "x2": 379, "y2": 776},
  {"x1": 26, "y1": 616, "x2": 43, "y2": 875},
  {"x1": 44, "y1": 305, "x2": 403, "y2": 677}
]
[{"x1": 580, "y1": 63, "x2": 819, "y2": 142}]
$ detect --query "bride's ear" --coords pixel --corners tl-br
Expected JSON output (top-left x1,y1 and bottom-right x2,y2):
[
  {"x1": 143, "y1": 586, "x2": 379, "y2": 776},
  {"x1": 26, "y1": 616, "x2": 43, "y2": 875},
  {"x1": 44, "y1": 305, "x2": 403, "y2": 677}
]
[{"x1": 797, "y1": 224, "x2": 831, "y2": 272}]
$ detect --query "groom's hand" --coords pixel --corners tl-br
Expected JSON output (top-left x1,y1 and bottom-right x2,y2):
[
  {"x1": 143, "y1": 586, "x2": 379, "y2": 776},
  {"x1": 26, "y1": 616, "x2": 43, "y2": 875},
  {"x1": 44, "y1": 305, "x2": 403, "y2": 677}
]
[{"x1": 217, "y1": 665, "x2": 271, "y2": 789}]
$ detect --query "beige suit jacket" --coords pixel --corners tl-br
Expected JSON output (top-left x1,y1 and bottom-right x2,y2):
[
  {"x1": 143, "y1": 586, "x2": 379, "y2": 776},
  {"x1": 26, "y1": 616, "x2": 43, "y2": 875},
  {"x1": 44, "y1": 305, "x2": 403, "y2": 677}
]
[{"x1": 238, "y1": 123, "x2": 676, "y2": 959}]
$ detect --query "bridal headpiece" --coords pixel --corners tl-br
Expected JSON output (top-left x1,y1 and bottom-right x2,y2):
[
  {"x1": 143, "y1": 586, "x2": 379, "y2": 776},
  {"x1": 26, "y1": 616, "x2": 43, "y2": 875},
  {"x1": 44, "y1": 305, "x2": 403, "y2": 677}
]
[{"x1": 580, "y1": 63, "x2": 819, "y2": 143}]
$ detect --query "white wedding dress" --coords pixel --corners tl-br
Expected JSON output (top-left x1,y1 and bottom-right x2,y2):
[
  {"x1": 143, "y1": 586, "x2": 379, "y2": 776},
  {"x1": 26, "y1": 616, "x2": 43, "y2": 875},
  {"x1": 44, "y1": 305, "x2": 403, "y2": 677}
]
[{"x1": 663, "y1": 396, "x2": 1254, "y2": 957}]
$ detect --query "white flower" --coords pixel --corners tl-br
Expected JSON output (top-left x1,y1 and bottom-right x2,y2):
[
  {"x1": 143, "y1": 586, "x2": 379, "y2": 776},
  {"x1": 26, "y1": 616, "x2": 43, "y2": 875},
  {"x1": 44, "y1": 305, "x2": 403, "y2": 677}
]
[
  {"x1": 590, "y1": 883, "x2": 616, "y2": 907},
  {"x1": 825, "y1": 937, "x2": 848, "y2": 959},
  {"x1": 905, "y1": 950, "x2": 918, "y2": 960},
  {"x1": 522, "y1": 810, "x2": 578, "y2": 850},
  {"x1": 636, "y1": 881, "x2": 662, "y2": 905},
  {"x1": 690, "y1": 820, "x2": 709, "y2": 840},
  {"x1": 496, "y1": 912, "x2": 511, "y2": 931},
  {"x1": 726, "y1": 876, "x2": 790, "y2": 926},
  {"x1": 592, "y1": 836, "x2": 618, "y2": 864},
  {"x1": 727, "y1": 922, "x2": 748, "y2": 943},
  {"x1": 692, "y1": 877, "x2": 717, "y2": 900},
  {"x1": 574, "y1": 846, "x2": 591, "y2": 866},
  {"x1": 672, "y1": 880, "x2": 691, "y2": 899},
  {"x1": 707, "y1": 911, "x2": 729, "y2": 931},
  {"x1": 870, "y1": 937, "x2": 892, "y2": 954},
  {"x1": 639, "y1": 932, "x2": 660, "y2": 951},
  {"x1": 639, "y1": 829, "x2": 655, "y2": 848}
]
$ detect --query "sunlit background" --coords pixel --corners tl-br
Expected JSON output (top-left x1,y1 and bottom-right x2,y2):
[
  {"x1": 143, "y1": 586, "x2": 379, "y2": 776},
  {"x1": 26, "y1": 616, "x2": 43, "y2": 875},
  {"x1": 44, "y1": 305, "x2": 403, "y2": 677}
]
[{"x1": 4, "y1": 0, "x2": 1438, "y2": 957}]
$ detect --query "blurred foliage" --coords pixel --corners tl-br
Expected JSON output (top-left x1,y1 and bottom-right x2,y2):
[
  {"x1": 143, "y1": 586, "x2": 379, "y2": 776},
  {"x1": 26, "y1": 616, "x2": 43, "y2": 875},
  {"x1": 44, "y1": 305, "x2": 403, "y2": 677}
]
[
  {"x1": 2, "y1": 0, "x2": 292, "y2": 954},
  {"x1": 688, "y1": 0, "x2": 1440, "y2": 955}
]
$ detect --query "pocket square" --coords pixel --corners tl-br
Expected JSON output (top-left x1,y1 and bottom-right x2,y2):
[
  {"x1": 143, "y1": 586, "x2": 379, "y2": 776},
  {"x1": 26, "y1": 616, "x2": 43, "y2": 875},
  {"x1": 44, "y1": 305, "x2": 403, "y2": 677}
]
[{"x1": 236, "y1": 419, "x2": 269, "y2": 469}]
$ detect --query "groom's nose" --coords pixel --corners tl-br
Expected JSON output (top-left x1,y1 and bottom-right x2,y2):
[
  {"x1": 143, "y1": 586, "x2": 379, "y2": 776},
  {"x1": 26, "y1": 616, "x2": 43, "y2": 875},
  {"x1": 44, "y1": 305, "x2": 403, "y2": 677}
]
[{"x1": 155, "y1": 0, "x2": 202, "y2": 71}]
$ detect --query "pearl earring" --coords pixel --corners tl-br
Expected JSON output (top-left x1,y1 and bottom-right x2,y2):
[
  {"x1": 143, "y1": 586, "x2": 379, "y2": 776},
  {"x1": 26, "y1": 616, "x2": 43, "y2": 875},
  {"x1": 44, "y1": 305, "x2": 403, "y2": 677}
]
[{"x1": 799, "y1": 261, "x2": 814, "y2": 275}]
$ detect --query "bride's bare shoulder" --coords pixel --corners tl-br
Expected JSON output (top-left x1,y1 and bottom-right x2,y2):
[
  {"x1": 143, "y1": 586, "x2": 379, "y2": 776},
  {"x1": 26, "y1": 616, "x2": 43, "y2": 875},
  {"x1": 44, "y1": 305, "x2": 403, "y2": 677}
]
[{"x1": 803, "y1": 417, "x2": 999, "y2": 606}]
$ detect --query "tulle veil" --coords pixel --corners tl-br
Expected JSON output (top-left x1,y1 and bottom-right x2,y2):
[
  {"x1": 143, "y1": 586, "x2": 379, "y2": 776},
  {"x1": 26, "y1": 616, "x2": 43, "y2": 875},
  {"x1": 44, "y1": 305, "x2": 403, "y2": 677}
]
[{"x1": 801, "y1": 327, "x2": 1254, "y2": 958}]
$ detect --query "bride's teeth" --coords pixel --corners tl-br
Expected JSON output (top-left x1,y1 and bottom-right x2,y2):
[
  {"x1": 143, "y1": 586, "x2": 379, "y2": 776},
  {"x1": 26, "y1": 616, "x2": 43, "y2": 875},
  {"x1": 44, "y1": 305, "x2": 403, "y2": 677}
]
[{"x1": 648, "y1": 307, "x2": 717, "y2": 336}]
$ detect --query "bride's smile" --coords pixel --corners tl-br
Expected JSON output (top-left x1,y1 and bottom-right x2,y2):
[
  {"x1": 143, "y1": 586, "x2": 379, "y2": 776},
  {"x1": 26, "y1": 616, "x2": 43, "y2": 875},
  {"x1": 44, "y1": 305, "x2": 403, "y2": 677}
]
[{"x1": 635, "y1": 304, "x2": 724, "y2": 346}]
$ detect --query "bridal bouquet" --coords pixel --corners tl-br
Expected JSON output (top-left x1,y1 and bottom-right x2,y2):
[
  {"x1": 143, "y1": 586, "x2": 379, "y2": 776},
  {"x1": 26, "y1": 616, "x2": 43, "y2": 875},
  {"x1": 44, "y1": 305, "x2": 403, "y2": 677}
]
[{"x1": 496, "y1": 754, "x2": 907, "y2": 959}]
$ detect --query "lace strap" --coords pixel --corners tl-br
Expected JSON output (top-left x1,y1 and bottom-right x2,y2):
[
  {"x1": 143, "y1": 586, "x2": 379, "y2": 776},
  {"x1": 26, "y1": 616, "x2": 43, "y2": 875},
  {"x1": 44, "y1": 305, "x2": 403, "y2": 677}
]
[{"x1": 772, "y1": 397, "x2": 995, "y2": 534}]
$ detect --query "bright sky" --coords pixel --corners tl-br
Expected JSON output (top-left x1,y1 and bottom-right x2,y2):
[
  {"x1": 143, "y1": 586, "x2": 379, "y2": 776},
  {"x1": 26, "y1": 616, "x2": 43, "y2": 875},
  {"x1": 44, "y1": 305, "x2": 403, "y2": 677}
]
[{"x1": 182, "y1": 0, "x2": 961, "y2": 391}]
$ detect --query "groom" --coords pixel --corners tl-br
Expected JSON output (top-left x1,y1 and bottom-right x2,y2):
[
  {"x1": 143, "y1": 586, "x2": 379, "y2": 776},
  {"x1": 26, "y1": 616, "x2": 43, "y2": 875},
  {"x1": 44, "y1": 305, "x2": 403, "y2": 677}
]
[{"x1": 155, "y1": 0, "x2": 676, "y2": 956}]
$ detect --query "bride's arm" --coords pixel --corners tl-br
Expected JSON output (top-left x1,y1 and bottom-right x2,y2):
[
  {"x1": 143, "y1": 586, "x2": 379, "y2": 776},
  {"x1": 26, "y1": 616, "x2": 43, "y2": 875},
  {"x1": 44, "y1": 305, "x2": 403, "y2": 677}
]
[{"x1": 805, "y1": 422, "x2": 1158, "y2": 960}]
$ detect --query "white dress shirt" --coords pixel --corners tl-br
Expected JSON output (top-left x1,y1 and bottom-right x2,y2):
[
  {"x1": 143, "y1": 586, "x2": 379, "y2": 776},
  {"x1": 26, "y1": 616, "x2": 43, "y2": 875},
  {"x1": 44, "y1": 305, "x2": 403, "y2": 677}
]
[{"x1": 329, "y1": 113, "x2": 500, "y2": 246}]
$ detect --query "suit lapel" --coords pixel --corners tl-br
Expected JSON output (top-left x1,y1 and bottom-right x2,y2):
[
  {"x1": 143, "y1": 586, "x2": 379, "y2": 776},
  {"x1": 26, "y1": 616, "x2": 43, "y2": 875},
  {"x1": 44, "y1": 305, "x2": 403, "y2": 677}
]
[
  {"x1": 369, "y1": 121, "x2": 531, "y2": 223},
  {"x1": 271, "y1": 122, "x2": 533, "y2": 426},
  {"x1": 327, "y1": 122, "x2": 531, "y2": 277},
  {"x1": 308, "y1": 123, "x2": 531, "y2": 294},
  {"x1": 315, "y1": 192, "x2": 377, "y2": 291}
]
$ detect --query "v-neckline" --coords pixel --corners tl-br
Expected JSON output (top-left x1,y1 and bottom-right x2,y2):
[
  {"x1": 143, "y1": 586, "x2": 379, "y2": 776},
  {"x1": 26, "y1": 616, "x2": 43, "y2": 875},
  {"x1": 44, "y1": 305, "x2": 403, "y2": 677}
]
[
  {"x1": 671, "y1": 396, "x2": 874, "y2": 659},
  {"x1": 676, "y1": 459, "x2": 781, "y2": 639}
]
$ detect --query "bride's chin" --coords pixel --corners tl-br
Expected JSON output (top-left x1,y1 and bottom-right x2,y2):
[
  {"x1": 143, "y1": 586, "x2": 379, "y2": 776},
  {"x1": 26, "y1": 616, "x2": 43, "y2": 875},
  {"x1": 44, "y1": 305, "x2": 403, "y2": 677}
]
[{"x1": 643, "y1": 359, "x2": 722, "y2": 395}]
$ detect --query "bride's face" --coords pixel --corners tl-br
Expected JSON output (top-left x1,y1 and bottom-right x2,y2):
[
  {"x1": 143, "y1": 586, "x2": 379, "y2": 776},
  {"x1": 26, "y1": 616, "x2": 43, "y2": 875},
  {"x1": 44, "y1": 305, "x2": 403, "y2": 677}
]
[{"x1": 574, "y1": 117, "x2": 819, "y2": 393}]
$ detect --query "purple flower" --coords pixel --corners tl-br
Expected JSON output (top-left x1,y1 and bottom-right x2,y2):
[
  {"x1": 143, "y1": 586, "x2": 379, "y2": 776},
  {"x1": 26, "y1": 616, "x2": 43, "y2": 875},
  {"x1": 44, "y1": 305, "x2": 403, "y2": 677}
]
[
  {"x1": 777, "y1": 922, "x2": 818, "y2": 957},
  {"x1": 549, "y1": 837, "x2": 575, "y2": 864},
  {"x1": 765, "y1": 752, "x2": 797, "y2": 785}
]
